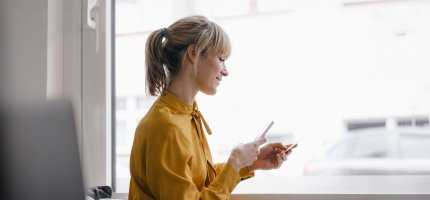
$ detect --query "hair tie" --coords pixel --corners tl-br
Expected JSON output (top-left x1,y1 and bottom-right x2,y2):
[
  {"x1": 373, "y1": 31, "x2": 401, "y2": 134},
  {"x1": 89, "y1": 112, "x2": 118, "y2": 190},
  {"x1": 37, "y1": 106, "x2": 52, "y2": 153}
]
[{"x1": 161, "y1": 28, "x2": 168, "y2": 37}]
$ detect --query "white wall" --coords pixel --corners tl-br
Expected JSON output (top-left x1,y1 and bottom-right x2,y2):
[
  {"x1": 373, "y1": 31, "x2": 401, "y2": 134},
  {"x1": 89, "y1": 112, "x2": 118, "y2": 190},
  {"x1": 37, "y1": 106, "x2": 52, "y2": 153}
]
[
  {"x1": 47, "y1": 0, "x2": 64, "y2": 99},
  {"x1": 0, "y1": 0, "x2": 48, "y2": 102},
  {"x1": 0, "y1": 0, "x2": 111, "y2": 189}
]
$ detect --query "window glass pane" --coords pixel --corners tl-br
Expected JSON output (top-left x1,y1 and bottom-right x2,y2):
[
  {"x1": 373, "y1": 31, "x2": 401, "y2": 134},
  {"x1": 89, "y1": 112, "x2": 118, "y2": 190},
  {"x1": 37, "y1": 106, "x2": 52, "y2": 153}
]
[
  {"x1": 115, "y1": 0, "x2": 430, "y2": 192},
  {"x1": 200, "y1": 0, "x2": 251, "y2": 18},
  {"x1": 258, "y1": 0, "x2": 294, "y2": 12},
  {"x1": 116, "y1": 120, "x2": 127, "y2": 146},
  {"x1": 399, "y1": 134, "x2": 430, "y2": 159},
  {"x1": 351, "y1": 134, "x2": 389, "y2": 158},
  {"x1": 116, "y1": 97, "x2": 127, "y2": 110},
  {"x1": 328, "y1": 138, "x2": 354, "y2": 159}
]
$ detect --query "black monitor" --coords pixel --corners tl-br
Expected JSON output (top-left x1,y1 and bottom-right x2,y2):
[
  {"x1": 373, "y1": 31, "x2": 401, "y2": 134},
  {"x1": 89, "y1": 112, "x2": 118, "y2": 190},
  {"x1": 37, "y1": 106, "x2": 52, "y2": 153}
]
[{"x1": 1, "y1": 100, "x2": 85, "y2": 200}]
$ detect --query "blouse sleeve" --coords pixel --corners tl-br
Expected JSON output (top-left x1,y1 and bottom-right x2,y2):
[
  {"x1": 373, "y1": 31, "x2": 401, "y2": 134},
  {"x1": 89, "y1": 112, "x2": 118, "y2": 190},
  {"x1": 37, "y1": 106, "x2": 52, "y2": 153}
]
[
  {"x1": 145, "y1": 123, "x2": 244, "y2": 200},
  {"x1": 214, "y1": 163, "x2": 255, "y2": 181}
]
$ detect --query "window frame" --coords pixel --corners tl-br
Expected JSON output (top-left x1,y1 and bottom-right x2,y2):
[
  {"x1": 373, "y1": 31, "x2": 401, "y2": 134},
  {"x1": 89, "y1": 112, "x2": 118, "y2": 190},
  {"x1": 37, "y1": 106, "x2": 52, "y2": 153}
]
[
  {"x1": 104, "y1": 0, "x2": 430, "y2": 198},
  {"x1": 63, "y1": 0, "x2": 114, "y2": 188}
]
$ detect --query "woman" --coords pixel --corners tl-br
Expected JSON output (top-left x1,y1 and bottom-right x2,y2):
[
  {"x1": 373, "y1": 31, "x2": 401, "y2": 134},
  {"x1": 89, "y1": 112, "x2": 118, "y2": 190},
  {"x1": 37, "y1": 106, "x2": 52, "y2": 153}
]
[{"x1": 129, "y1": 15, "x2": 295, "y2": 200}]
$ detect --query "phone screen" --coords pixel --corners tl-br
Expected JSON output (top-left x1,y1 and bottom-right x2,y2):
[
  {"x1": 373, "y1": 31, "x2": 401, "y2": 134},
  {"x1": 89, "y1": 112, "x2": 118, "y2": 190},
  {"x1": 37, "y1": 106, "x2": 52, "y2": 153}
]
[{"x1": 257, "y1": 120, "x2": 274, "y2": 140}]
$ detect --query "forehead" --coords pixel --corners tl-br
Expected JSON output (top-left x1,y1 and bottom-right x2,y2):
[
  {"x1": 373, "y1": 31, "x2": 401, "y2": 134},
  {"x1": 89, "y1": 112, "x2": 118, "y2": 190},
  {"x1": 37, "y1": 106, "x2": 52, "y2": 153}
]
[
  {"x1": 199, "y1": 53, "x2": 219, "y2": 61},
  {"x1": 205, "y1": 36, "x2": 231, "y2": 58},
  {"x1": 206, "y1": 50, "x2": 229, "y2": 60}
]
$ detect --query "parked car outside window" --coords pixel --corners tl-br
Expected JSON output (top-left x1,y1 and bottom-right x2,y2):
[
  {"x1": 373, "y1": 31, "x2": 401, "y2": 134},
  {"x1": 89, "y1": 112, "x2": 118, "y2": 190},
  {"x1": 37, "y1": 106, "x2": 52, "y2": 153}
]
[{"x1": 304, "y1": 128, "x2": 430, "y2": 175}]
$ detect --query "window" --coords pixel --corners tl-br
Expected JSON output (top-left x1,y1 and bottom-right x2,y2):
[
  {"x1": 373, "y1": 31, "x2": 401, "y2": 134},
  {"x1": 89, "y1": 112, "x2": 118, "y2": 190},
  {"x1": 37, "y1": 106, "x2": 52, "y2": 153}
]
[
  {"x1": 116, "y1": 97, "x2": 127, "y2": 110},
  {"x1": 136, "y1": 96, "x2": 156, "y2": 109},
  {"x1": 114, "y1": 0, "x2": 430, "y2": 193},
  {"x1": 351, "y1": 134, "x2": 389, "y2": 158},
  {"x1": 328, "y1": 138, "x2": 358, "y2": 160},
  {"x1": 399, "y1": 134, "x2": 430, "y2": 159}
]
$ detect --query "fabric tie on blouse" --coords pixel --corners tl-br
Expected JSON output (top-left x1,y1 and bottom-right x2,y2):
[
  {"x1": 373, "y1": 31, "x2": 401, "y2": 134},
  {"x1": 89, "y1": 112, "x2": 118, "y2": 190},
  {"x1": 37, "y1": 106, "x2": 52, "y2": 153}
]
[
  {"x1": 192, "y1": 108, "x2": 212, "y2": 136},
  {"x1": 158, "y1": 91, "x2": 217, "y2": 185},
  {"x1": 191, "y1": 104, "x2": 217, "y2": 186}
]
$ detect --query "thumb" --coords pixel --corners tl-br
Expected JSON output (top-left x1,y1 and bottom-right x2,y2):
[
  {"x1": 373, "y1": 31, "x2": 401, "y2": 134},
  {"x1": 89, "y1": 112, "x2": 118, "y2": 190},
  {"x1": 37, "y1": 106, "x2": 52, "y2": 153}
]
[{"x1": 254, "y1": 137, "x2": 267, "y2": 146}]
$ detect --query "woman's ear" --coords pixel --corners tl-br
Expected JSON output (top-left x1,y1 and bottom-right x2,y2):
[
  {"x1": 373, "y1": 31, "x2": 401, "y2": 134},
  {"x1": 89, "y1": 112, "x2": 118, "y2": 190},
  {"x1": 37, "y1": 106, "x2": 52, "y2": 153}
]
[{"x1": 186, "y1": 44, "x2": 197, "y2": 65}]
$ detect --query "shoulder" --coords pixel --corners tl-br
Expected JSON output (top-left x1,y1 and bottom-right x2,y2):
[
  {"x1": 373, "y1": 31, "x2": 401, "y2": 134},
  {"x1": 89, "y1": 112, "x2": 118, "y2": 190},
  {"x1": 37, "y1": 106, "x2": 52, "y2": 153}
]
[
  {"x1": 136, "y1": 114, "x2": 192, "y2": 156},
  {"x1": 137, "y1": 106, "x2": 178, "y2": 131},
  {"x1": 136, "y1": 103, "x2": 189, "y2": 142}
]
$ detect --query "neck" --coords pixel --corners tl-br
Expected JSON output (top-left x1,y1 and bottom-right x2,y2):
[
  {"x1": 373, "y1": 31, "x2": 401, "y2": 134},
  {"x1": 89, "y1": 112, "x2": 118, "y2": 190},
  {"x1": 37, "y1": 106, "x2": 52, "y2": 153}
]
[{"x1": 167, "y1": 72, "x2": 198, "y2": 105}]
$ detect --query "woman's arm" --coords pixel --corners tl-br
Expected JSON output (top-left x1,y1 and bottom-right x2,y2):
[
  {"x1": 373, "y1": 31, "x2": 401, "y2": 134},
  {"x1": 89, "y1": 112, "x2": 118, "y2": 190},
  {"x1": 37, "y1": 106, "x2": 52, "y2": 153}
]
[
  {"x1": 144, "y1": 124, "x2": 243, "y2": 200},
  {"x1": 214, "y1": 163, "x2": 254, "y2": 181}
]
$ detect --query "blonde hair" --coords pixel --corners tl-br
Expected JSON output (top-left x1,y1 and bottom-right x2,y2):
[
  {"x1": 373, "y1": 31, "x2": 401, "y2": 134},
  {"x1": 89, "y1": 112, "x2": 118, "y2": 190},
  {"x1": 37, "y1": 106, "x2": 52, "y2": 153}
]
[{"x1": 145, "y1": 15, "x2": 231, "y2": 96}]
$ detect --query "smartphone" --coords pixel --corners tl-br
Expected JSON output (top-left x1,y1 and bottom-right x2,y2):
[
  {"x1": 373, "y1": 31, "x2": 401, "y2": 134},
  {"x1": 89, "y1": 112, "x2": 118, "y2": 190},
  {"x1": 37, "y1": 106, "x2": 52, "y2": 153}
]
[
  {"x1": 285, "y1": 137, "x2": 301, "y2": 152},
  {"x1": 257, "y1": 120, "x2": 275, "y2": 140}
]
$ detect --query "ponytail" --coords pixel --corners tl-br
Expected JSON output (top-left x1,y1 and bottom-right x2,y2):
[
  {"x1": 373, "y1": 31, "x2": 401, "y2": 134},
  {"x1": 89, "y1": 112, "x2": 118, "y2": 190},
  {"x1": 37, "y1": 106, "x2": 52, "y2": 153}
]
[{"x1": 145, "y1": 29, "x2": 167, "y2": 96}]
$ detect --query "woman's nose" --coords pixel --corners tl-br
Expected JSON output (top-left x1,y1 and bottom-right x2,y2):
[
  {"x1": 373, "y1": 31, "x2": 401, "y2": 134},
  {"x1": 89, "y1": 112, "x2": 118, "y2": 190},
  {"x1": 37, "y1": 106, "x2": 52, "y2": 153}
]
[
  {"x1": 221, "y1": 68, "x2": 229, "y2": 76},
  {"x1": 221, "y1": 63, "x2": 229, "y2": 76}
]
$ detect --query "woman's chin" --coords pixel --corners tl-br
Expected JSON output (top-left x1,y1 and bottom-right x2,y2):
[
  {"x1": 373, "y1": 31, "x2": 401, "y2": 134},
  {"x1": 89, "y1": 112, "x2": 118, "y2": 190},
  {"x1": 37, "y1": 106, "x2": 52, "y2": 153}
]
[{"x1": 200, "y1": 87, "x2": 217, "y2": 95}]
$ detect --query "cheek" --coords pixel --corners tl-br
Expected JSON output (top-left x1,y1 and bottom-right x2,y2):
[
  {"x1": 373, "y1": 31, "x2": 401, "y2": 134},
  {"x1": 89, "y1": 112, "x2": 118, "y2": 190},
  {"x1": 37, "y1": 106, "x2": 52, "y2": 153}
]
[
  {"x1": 197, "y1": 66, "x2": 217, "y2": 79},
  {"x1": 195, "y1": 59, "x2": 221, "y2": 83},
  {"x1": 195, "y1": 69, "x2": 210, "y2": 86}
]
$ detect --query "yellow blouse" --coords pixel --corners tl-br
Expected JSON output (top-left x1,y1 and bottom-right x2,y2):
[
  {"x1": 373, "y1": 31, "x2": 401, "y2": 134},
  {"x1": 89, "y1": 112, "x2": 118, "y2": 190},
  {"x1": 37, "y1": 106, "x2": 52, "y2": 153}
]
[{"x1": 129, "y1": 91, "x2": 253, "y2": 200}]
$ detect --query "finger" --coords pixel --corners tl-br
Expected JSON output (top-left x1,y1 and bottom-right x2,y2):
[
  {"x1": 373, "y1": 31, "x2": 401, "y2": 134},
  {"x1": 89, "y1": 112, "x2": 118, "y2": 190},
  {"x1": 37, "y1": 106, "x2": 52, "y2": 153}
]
[
  {"x1": 279, "y1": 151, "x2": 285, "y2": 160},
  {"x1": 280, "y1": 151, "x2": 288, "y2": 161},
  {"x1": 280, "y1": 150, "x2": 286, "y2": 157},
  {"x1": 286, "y1": 146, "x2": 297, "y2": 155},
  {"x1": 269, "y1": 142, "x2": 288, "y2": 150},
  {"x1": 274, "y1": 148, "x2": 285, "y2": 154},
  {"x1": 275, "y1": 154, "x2": 283, "y2": 168}
]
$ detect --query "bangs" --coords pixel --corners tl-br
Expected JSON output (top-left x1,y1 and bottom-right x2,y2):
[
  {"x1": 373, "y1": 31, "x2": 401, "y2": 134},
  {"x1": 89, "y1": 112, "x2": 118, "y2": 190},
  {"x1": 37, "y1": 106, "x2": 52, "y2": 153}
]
[{"x1": 195, "y1": 22, "x2": 231, "y2": 58}]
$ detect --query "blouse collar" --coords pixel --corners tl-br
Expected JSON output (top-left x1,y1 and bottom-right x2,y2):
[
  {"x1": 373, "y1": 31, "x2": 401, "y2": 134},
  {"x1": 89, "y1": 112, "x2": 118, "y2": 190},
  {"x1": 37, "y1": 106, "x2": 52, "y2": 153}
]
[
  {"x1": 159, "y1": 91, "x2": 213, "y2": 135},
  {"x1": 159, "y1": 91, "x2": 194, "y2": 114}
]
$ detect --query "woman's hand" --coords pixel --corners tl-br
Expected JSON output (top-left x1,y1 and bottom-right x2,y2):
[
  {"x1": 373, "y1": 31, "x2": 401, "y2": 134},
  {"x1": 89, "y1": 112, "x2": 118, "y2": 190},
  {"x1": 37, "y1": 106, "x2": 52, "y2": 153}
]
[
  {"x1": 227, "y1": 138, "x2": 267, "y2": 172},
  {"x1": 248, "y1": 143, "x2": 297, "y2": 171}
]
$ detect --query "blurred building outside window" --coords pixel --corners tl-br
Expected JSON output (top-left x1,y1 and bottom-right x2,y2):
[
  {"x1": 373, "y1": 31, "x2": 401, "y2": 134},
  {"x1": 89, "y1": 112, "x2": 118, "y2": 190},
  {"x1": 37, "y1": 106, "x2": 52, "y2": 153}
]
[{"x1": 114, "y1": 0, "x2": 430, "y2": 192}]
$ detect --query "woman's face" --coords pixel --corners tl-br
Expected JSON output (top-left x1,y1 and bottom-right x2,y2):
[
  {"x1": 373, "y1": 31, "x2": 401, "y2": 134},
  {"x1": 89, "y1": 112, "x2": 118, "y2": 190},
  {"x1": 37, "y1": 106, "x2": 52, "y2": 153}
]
[{"x1": 195, "y1": 54, "x2": 229, "y2": 95}]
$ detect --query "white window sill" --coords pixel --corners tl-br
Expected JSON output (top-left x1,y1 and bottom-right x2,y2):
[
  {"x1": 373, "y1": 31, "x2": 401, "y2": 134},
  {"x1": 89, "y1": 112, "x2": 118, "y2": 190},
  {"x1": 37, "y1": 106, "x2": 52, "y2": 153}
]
[
  {"x1": 232, "y1": 175, "x2": 430, "y2": 200},
  {"x1": 235, "y1": 175, "x2": 430, "y2": 194},
  {"x1": 231, "y1": 194, "x2": 429, "y2": 200},
  {"x1": 112, "y1": 176, "x2": 430, "y2": 200}
]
